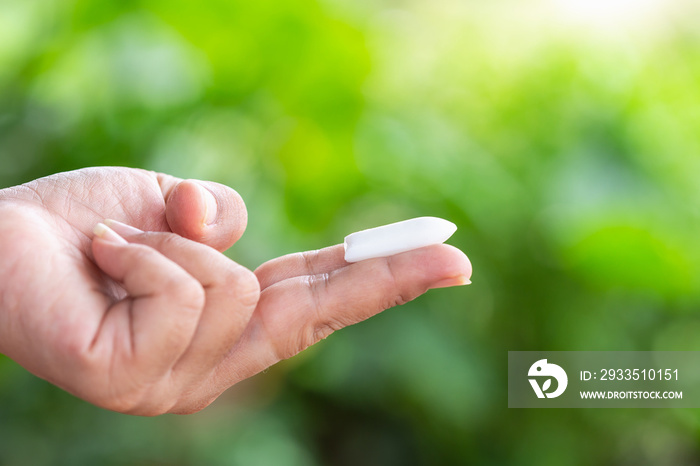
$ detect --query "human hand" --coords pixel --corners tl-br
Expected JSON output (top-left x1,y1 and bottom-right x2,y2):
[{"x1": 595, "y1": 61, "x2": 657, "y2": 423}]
[{"x1": 0, "y1": 167, "x2": 471, "y2": 415}]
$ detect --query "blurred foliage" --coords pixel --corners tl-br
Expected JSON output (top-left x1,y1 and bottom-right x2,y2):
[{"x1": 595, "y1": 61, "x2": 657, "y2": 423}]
[{"x1": 2, "y1": 0, "x2": 700, "y2": 464}]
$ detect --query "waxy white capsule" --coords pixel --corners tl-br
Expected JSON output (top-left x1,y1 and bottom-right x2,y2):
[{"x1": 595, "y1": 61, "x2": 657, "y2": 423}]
[{"x1": 343, "y1": 217, "x2": 457, "y2": 263}]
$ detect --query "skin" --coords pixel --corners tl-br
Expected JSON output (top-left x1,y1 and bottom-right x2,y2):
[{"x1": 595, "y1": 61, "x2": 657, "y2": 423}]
[{"x1": 0, "y1": 167, "x2": 472, "y2": 416}]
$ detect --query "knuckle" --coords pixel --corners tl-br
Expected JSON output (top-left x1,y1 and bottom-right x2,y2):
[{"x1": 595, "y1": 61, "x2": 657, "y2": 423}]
[
  {"x1": 220, "y1": 266, "x2": 260, "y2": 308},
  {"x1": 158, "y1": 232, "x2": 186, "y2": 251},
  {"x1": 236, "y1": 268, "x2": 261, "y2": 307},
  {"x1": 305, "y1": 273, "x2": 342, "y2": 347},
  {"x1": 383, "y1": 256, "x2": 401, "y2": 291},
  {"x1": 59, "y1": 338, "x2": 96, "y2": 371},
  {"x1": 291, "y1": 317, "x2": 342, "y2": 357},
  {"x1": 308, "y1": 273, "x2": 330, "y2": 313},
  {"x1": 109, "y1": 398, "x2": 169, "y2": 417},
  {"x1": 312, "y1": 320, "x2": 341, "y2": 342},
  {"x1": 380, "y1": 256, "x2": 418, "y2": 309},
  {"x1": 256, "y1": 292, "x2": 302, "y2": 361},
  {"x1": 169, "y1": 395, "x2": 217, "y2": 415},
  {"x1": 385, "y1": 292, "x2": 412, "y2": 309},
  {"x1": 302, "y1": 249, "x2": 321, "y2": 275},
  {"x1": 128, "y1": 244, "x2": 155, "y2": 264},
  {"x1": 100, "y1": 384, "x2": 173, "y2": 416},
  {"x1": 165, "y1": 274, "x2": 206, "y2": 312},
  {"x1": 101, "y1": 391, "x2": 146, "y2": 415},
  {"x1": 273, "y1": 334, "x2": 312, "y2": 361}
]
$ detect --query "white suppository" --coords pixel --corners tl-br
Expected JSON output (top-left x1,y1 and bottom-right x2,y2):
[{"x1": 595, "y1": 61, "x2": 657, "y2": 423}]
[{"x1": 343, "y1": 217, "x2": 457, "y2": 263}]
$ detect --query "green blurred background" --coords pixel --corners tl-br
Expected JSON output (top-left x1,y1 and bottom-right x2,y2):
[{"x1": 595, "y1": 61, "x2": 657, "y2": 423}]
[{"x1": 2, "y1": 0, "x2": 700, "y2": 464}]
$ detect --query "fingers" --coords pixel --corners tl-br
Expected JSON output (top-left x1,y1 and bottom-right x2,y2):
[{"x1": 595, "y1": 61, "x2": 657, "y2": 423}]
[
  {"x1": 93, "y1": 216, "x2": 470, "y2": 413},
  {"x1": 104, "y1": 220, "x2": 260, "y2": 384},
  {"x1": 91, "y1": 224, "x2": 205, "y2": 380},
  {"x1": 220, "y1": 244, "x2": 471, "y2": 380},
  {"x1": 156, "y1": 173, "x2": 247, "y2": 252},
  {"x1": 255, "y1": 244, "x2": 346, "y2": 290}
]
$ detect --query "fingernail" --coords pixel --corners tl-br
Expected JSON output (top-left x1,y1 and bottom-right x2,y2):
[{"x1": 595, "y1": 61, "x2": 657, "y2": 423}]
[
  {"x1": 104, "y1": 219, "x2": 143, "y2": 237},
  {"x1": 196, "y1": 183, "x2": 218, "y2": 226},
  {"x1": 431, "y1": 275, "x2": 471, "y2": 289},
  {"x1": 93, "y1": 223, "x2": 128, "y2": 244}
]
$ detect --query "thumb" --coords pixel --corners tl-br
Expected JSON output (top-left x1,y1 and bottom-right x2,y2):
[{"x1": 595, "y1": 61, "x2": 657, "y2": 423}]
[{"x1": 159, "y1": 176, "x2": 247, "y2": 252}]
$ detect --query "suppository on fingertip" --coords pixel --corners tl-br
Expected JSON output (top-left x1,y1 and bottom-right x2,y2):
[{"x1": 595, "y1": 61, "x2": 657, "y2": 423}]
[{"x1": 343, "y1": 216, "x2": 458, "y2": 262}]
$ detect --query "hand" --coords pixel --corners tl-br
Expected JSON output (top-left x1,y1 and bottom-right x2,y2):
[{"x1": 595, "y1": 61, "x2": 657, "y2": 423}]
[{"x1": 0, "y1": 167, "x2": 472, "y2": 415}]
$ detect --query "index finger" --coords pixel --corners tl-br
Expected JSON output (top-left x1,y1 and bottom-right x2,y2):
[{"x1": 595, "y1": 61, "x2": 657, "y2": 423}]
[{"x1": 212, "y1": 244, "x2": 472, "y2": 386}]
